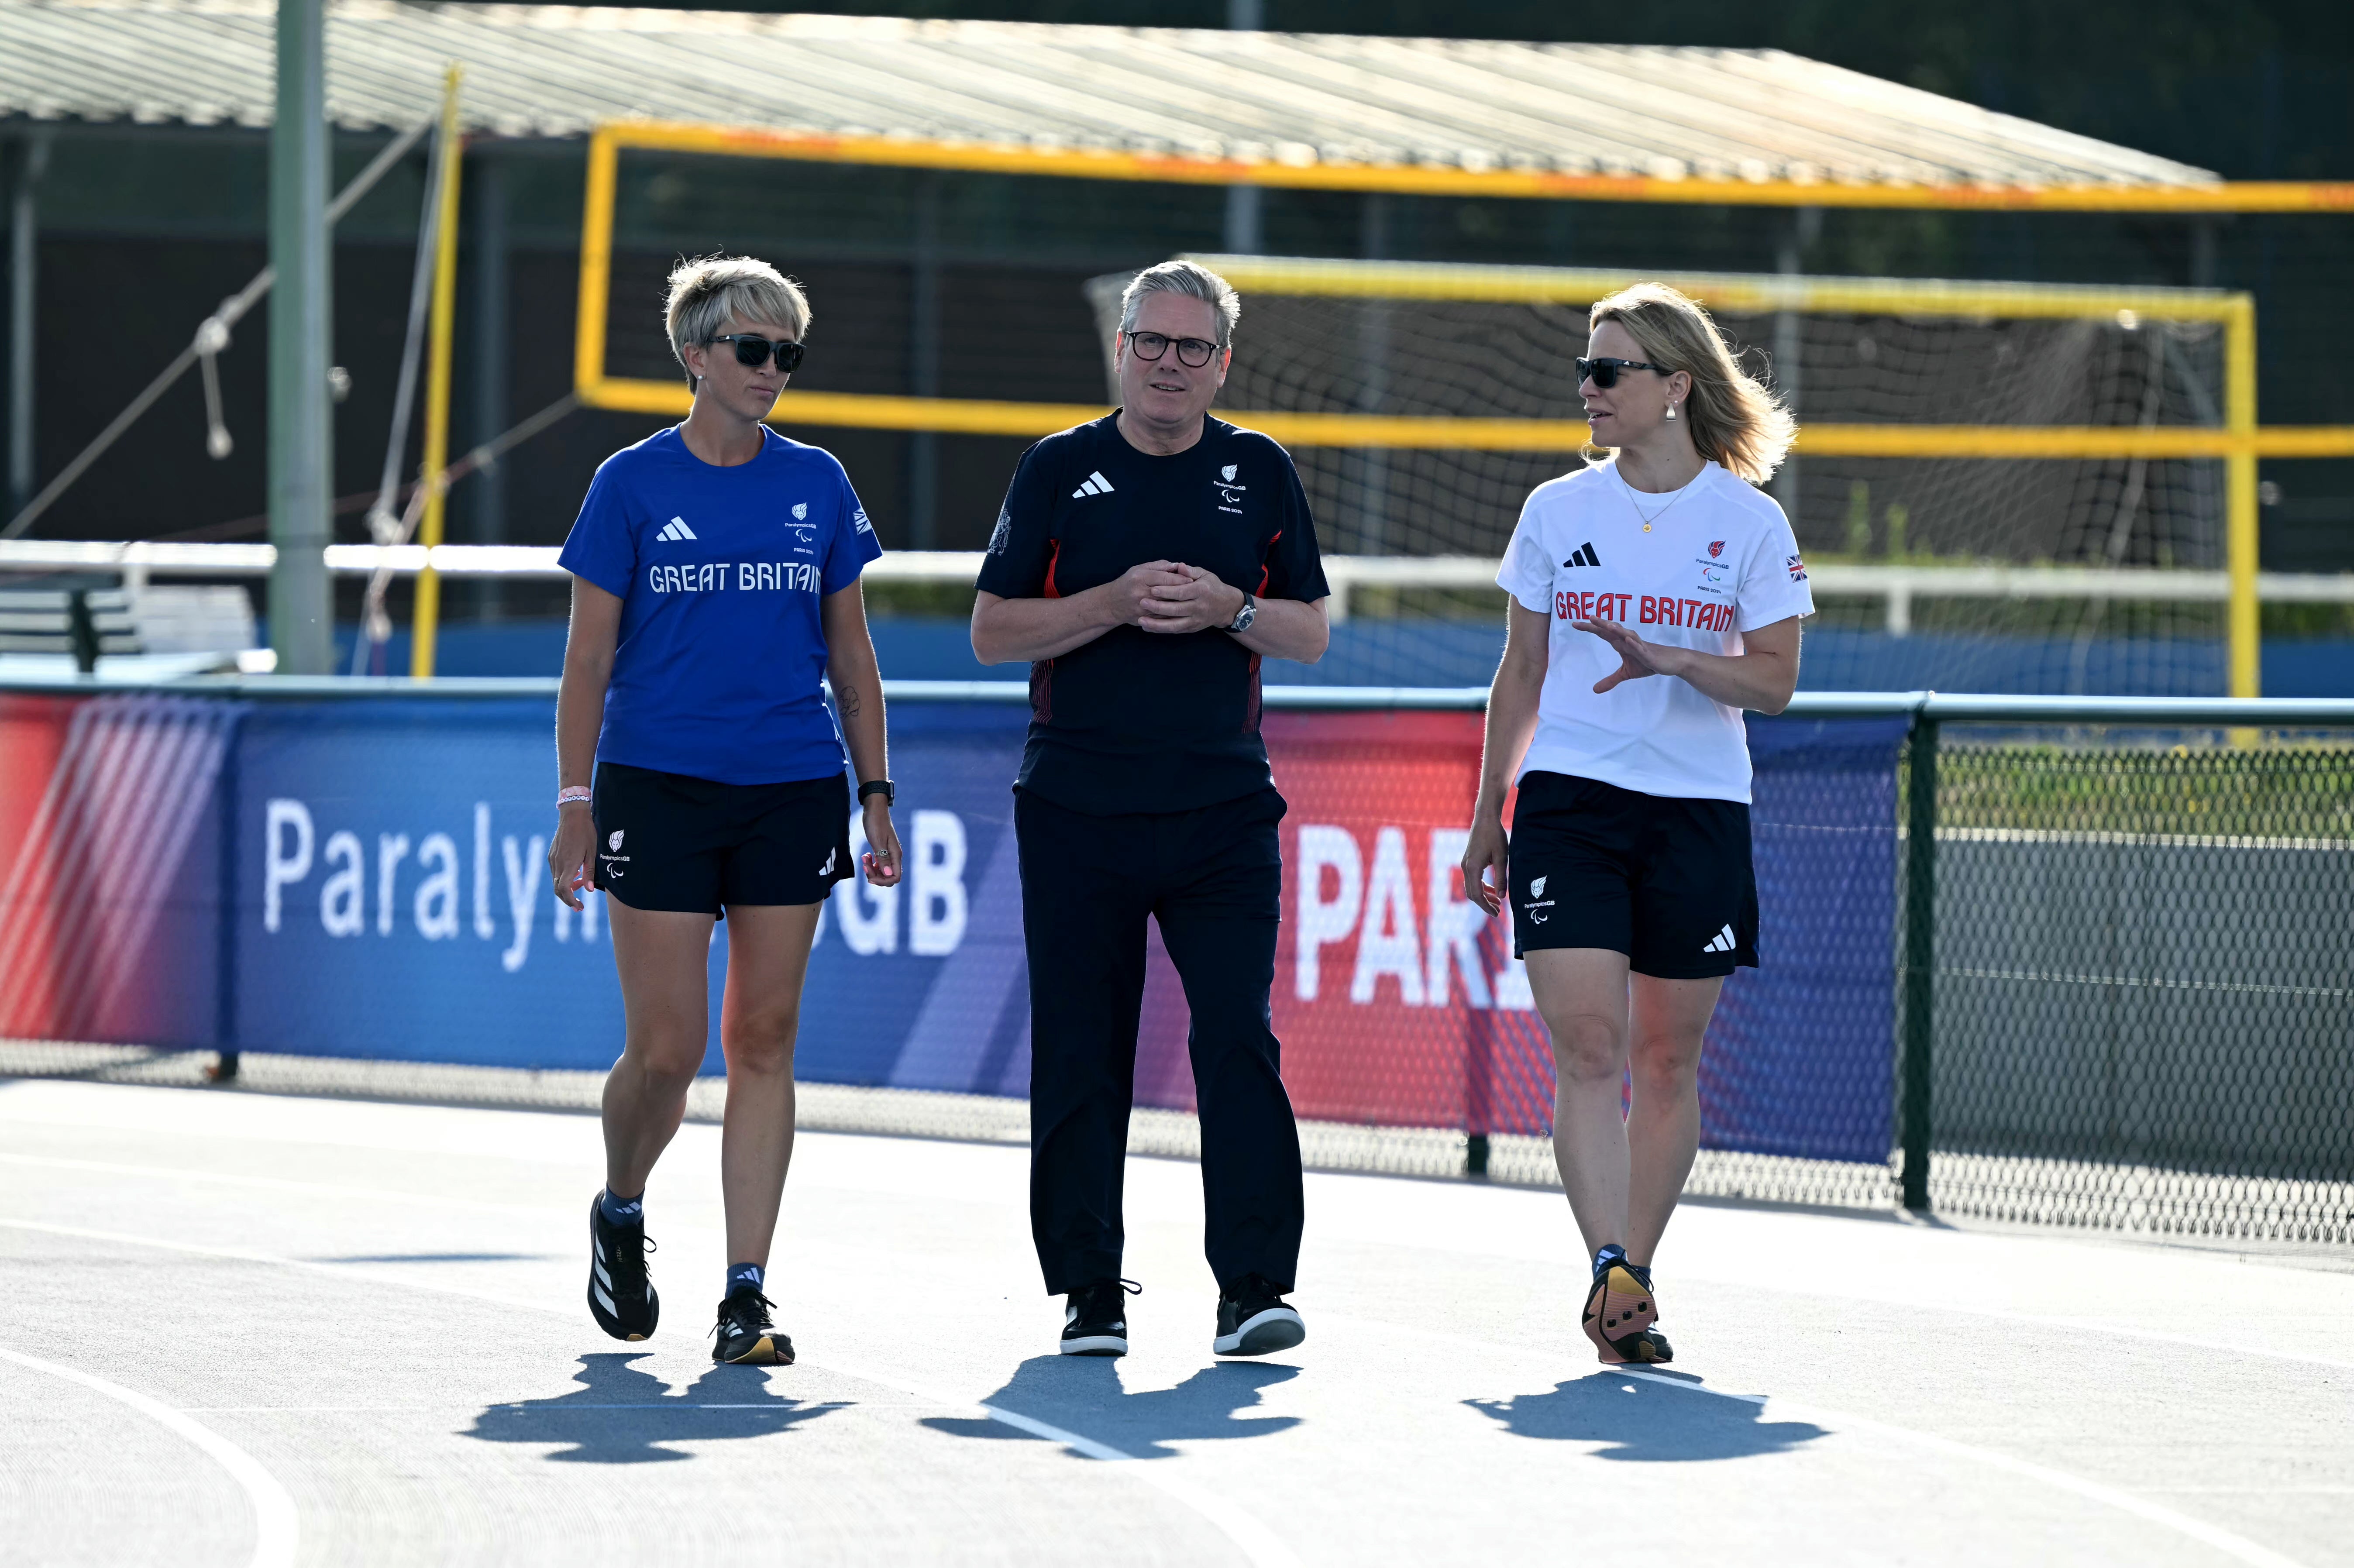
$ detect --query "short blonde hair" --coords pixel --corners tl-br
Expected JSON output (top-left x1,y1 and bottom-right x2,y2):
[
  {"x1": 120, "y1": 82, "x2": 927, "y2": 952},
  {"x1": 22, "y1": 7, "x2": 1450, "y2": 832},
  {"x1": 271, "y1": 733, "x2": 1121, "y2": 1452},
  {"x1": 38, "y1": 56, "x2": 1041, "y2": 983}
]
[
  {"x1": 664, "y1": 255, "x2": 811, "y2": 387},
  {"x1": 1587, "y1": 283, "x2": 1795, "y2": 485}
]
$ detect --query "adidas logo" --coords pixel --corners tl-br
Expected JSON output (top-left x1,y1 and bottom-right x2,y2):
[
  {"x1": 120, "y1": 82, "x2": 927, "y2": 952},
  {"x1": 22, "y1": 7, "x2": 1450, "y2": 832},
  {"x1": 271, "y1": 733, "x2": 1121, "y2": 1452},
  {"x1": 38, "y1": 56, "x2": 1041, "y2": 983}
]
[
  {"x1": 1072, "y1": 471, "x2": 1115, "y2": 499},
  {"x1": 1702, "y1": 924, "x2": 1737, "y2": 954},
  {"x1": 657, "y1": 516, "x2": 697, "y2": 542},
  {"x1": 1562, "y1": 542, "x2": 1601, "y2": 569}
]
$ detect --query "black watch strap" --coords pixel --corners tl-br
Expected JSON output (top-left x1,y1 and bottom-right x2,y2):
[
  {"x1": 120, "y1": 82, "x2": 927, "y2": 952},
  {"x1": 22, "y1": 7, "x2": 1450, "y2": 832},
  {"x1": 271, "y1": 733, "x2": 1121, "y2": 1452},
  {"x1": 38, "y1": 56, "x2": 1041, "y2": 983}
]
[{"x1": 857, "y1": 779, "x2": 894, "y2": 805}]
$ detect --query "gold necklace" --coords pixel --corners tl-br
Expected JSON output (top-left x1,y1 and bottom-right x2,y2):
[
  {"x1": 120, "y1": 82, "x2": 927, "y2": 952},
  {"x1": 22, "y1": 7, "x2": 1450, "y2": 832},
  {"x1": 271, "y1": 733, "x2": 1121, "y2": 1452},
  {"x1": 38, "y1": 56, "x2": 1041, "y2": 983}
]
[{"x1": 1618, "y1": 463, "x2": 1698, "y2": 533}]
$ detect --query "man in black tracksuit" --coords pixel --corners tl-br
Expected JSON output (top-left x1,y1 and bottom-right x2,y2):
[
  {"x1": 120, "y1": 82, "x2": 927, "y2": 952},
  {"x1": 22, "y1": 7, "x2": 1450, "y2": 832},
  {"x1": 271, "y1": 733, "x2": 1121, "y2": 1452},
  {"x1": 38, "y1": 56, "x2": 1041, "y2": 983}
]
[{"x1": 971, "y1": 260, "x2": 1331, "y2": 1360}]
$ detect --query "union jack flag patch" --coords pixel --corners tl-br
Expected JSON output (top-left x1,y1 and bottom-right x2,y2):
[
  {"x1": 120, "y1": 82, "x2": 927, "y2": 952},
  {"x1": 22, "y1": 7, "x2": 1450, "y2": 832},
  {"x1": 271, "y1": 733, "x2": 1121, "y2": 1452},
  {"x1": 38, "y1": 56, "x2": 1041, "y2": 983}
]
[{"x1": 1786, "y1": 554, "x2": 1808, "y2": 582}]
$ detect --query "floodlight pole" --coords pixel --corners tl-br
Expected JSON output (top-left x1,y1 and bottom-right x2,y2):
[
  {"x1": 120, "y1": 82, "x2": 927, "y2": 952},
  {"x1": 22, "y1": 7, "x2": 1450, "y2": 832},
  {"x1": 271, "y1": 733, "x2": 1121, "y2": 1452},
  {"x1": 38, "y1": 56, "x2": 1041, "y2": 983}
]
[{"x1": 268, "y1": 0, "x2": 334, "y2": 675}]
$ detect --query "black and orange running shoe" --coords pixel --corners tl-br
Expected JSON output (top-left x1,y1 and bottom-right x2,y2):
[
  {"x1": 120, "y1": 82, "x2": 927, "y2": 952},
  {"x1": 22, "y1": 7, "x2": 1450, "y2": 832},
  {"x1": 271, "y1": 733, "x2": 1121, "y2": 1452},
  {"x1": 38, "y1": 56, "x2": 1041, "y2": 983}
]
[
  {"x1": 711, "y1": 1286, "x2": 794, "y2": 1365},
  {"x1": 1582, "y1": 1259, "x2": 1672, "y2": 1365}
]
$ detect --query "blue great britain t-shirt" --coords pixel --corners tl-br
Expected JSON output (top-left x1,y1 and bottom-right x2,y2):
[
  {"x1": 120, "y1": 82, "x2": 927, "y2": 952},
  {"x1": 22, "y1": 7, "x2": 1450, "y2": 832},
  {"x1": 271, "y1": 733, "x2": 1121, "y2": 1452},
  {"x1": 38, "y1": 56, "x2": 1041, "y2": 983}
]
[{"x1": 558, "y1": 426, "x2": 882, "y2": 786}]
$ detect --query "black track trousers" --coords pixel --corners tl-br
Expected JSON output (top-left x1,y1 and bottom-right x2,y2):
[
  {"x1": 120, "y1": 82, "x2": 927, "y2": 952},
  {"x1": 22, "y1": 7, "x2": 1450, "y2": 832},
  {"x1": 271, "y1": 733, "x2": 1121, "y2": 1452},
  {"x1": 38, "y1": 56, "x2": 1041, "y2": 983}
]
[{"x1": 1016, "y1": 785, "x2": 1305, "y2": 1297}]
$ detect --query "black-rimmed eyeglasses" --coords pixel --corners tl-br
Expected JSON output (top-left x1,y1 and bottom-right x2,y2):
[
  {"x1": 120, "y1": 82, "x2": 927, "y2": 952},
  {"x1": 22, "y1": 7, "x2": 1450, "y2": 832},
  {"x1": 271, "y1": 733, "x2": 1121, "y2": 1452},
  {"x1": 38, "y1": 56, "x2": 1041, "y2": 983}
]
[
  {"x1": 709, "y1": 334, "x2": 806, "y2": 373},
  {"x1": 1125, "y1": 330, "x2": 1221, "y2": 368},
  {"x1": 1576, "y1": 356, "x2": 1671, "y2": 389}
]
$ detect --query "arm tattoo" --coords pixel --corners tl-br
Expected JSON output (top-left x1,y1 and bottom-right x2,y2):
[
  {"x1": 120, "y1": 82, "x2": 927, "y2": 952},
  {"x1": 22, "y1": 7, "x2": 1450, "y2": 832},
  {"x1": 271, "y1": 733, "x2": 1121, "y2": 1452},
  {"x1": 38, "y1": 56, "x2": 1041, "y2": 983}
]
[{"x1": 837, "y1": 682, "x2": 862, "y2": 720}]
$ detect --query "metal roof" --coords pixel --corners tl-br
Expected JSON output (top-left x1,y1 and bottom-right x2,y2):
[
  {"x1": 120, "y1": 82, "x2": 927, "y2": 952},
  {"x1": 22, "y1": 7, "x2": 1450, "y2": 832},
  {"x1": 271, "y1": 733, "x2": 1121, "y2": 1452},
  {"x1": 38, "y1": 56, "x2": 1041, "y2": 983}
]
[{"x1": 0, "y1": 0, "x2": 2221, "y2": 193}]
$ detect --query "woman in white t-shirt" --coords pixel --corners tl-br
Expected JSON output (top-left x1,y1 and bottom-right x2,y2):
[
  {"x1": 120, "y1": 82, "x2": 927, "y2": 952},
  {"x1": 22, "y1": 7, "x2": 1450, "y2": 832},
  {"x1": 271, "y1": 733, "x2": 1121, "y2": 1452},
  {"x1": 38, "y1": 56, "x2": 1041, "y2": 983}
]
[{"x1": 1460, "y1": 282, "x2": 1813, "y2": 1366}]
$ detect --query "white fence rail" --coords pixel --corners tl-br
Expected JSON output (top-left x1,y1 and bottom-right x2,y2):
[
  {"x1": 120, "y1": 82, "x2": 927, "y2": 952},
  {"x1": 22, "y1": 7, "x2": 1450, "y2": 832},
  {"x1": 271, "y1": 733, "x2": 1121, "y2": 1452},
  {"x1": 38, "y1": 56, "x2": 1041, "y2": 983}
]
[{"x1": 6, "y1": 540, "x2": 2352, "y2": 633}]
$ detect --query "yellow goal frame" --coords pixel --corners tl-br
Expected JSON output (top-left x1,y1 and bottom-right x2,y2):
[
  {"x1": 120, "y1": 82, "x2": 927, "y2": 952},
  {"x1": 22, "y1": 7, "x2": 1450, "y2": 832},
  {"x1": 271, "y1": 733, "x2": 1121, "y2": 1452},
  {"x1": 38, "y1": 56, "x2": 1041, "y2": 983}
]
[{"x1": 573, "y1": 119, "x2": 2354, "y2": 697}]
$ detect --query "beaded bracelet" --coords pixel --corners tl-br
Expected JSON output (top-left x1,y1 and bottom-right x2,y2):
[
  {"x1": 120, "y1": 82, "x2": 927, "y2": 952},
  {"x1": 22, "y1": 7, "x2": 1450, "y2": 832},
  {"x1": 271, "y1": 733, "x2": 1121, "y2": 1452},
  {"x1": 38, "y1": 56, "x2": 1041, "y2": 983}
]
[{"x1": 557, "y1": 786, "x2": 592, "y2": 808}]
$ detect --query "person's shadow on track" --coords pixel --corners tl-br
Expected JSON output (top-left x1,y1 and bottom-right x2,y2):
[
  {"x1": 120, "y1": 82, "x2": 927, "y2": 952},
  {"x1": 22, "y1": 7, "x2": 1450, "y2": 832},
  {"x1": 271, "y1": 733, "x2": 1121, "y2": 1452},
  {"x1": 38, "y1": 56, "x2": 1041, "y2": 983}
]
[
  {"x1": 922, "y1": 1354, "x2": 1301, "y2": 1459},
  {"x1": 464, "y1": 1353, "x2": 840, "y2": 1464},
  {"x1": 1467, "y1": 1370, "x2": 1824, "y2": 1461}
]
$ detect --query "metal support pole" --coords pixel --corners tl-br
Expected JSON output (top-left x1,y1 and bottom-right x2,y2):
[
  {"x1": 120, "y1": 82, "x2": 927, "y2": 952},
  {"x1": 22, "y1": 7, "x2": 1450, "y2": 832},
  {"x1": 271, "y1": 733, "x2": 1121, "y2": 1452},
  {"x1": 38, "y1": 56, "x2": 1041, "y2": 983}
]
[
  {"x1": 268, "y1": 0, "x2": 334, "y2": 675},
  {"x1": 2189, "y1": 218, "x2": 2218, "y2": 289},
  {"x1": 470, "y1": 154, "x2": 509, "y2": 620},
  {"x1": 1222, "y1": 0, "x2": 1263, "y2": 256},
  {"x1": 9, "y1": 131, "x2": 51, "y2": 523},
  {"x1": 1900, "y1": 714, "x2": 1938, "y2": 1212},
  {"x1": 1224, "y1": 186, "x2": 1262, "y2": 256},
  {"x1": 907, "y1": 171, "x2": 941, "y2": 550}
]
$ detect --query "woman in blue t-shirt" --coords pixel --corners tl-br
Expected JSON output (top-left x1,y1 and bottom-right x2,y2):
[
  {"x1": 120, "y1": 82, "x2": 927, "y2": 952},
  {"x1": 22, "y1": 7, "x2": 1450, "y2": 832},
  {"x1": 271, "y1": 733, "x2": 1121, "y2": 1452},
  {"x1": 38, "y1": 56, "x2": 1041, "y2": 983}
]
[{"x1": 548, "y1": 256, "x2": 902, "y2": 1367}]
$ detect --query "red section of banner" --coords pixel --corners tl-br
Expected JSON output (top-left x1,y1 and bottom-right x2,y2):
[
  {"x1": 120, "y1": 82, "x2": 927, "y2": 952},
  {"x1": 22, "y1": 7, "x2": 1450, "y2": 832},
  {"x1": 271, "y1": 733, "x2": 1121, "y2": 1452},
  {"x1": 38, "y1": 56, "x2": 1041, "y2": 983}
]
[
  {"x1": 0, "y1": 693, "x2": 237, "y2": 1043},
  {"x1": 1129, "y1": 709, "x2": 1559, "y2": 1135},
  {"x1": 0, "y1": 695, "x2": 79, "y2": 1035}
]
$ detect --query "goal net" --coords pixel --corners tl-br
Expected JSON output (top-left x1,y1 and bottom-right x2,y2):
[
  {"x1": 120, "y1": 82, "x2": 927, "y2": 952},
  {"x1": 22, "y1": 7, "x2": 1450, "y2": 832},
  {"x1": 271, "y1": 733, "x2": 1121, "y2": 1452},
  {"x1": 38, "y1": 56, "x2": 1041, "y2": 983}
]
[
  {"x1": 1085, "y1": 257, "x2": 2241, "y2": 696},
  {"x1": 568, "y1": 121, "x2": 2255, "y2": 698}
]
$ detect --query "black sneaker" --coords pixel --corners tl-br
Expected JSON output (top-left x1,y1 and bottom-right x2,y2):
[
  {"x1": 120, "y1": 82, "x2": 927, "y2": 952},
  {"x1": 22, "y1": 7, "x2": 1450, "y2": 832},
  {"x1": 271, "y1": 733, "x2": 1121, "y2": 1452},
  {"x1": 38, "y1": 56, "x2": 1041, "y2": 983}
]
[
  {"x1": 586, "y1": 1193, "x2": 658, "y2": 1341},
  {"x1": 711, "y1": 1287, "x2": 793, "y2": 1365},
  {"x1": 1213, "y1": 1274, "x2": 1305, "y2": 1357},
  {"x1": 1060, "y1": 1278, "x2": 1139, "y2": 1356}
]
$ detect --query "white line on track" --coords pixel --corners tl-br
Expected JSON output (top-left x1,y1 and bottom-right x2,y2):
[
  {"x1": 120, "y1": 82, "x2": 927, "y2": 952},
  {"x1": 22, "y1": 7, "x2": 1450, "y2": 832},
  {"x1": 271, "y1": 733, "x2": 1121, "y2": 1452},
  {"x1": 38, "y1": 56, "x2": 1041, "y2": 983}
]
[
  {"x1": 817, "y1": 1351, "x2": 1303, "y2": 1568},
  {"x1": 11, "y1": 1147, "x2": 2352, "y2": 1375},
  {"x1": 0, "y1": 1342, "x2": 299, "y2": 1568},
  {"x1": 8, "y1": 1150, "x2": 2336, "y2": 1568},
  {"x1": 0, "y1": 1218, "x2": 1299, "y2": 1568}
]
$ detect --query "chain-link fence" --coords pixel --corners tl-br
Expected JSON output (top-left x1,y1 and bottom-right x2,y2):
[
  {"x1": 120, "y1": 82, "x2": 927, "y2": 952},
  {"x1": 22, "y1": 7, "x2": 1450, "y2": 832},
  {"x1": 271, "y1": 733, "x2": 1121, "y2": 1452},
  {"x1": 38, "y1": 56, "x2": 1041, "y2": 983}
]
[
  {"x1": 1907, "y1": 705, "x2": 2354, "y2": 1244},
  {"x1": 2, "y1": 680, "x2": 2348, "y2": 1250}
]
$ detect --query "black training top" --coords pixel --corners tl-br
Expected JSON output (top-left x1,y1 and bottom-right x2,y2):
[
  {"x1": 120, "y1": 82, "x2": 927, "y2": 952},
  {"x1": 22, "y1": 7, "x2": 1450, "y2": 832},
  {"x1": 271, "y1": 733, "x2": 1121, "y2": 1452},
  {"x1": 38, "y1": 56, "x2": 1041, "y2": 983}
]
[{"x1": 975, "y1": 412, "x2": 1330, "y2": 816}]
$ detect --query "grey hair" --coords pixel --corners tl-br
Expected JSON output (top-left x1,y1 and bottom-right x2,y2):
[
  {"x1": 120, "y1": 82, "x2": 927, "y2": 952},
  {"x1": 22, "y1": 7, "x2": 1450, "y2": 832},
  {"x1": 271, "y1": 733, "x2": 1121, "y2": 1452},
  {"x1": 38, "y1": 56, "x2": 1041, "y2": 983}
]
[
  {"x1": 1117, "y1": 260, "x2": 1240, "y2": 349},
  {"x1": 664, "y1": 255, "x2": 811, "y2": 387}
]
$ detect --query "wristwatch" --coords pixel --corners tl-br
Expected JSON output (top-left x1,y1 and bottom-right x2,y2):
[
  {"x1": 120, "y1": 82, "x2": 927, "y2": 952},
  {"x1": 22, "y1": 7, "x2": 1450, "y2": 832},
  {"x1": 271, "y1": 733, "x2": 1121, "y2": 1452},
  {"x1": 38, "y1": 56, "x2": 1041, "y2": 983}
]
[
  {"x1": 857, "y1": 779, "x2": 894, "y2": 805},
  {"x1": 1225, "y1": 592, "x2": 1258, "y2": 635}
]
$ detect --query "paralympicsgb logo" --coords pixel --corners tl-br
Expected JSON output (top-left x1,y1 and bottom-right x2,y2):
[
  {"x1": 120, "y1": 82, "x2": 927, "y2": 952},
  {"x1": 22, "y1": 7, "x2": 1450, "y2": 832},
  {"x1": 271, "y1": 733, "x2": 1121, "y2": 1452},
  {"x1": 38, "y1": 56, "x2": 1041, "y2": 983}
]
[{"x1": 609, "y1": 831, "x2": 624, "y2": 851}]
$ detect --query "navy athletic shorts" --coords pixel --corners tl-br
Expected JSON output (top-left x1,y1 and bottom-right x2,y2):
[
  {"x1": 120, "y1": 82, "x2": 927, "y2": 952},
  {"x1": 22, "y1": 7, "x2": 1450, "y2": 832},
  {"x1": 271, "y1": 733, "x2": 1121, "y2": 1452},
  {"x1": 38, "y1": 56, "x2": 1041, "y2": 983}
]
[
  {"x1": 1507, "y1": 770, "x2": 1758, "y2": 979},
  {"x1": 590, "y1": 760, "x2": 852, "y2": 915}
]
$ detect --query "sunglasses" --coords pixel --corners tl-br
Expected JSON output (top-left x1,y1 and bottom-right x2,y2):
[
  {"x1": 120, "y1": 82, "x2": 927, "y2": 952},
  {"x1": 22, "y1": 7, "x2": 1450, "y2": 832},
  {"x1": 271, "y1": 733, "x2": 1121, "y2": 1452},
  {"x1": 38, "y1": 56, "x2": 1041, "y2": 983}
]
[
  {"x1": 1576, "y1": 356, "x2": 1671, "y2": 389},
  {"x1": 709, "y1": 334, "x2": 806, "y2": 373},
  {"x1": 1125, "y1": 330, "x2": 1221, "y2": 368}
]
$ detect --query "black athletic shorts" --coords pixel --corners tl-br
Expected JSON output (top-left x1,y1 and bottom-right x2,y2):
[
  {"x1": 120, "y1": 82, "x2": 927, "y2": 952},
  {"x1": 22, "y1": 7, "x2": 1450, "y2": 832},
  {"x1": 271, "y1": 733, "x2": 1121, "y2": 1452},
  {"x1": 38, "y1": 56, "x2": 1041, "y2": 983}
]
[
  {"x1": 590, "y1": 760, "x2": 853, "y2": 915},
  {"x1": 1507, "y1": 770, "x2": 1758, "y2": 978}
]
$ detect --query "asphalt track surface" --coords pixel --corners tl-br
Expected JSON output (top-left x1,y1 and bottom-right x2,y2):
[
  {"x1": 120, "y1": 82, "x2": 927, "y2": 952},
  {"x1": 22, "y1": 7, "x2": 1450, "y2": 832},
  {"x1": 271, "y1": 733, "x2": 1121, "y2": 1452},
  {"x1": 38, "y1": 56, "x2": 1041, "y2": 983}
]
[{"x1": 4, "y1": 1077, "x2": 2351, "y2": 1568}]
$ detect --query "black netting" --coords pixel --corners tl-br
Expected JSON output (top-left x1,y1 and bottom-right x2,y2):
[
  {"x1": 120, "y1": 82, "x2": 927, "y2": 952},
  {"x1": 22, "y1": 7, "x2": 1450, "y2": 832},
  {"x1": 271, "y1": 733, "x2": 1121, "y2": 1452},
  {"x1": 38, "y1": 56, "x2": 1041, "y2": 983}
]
[{"x1": 1910, "y1": 727, "x2": 2354, "y2": 1244}]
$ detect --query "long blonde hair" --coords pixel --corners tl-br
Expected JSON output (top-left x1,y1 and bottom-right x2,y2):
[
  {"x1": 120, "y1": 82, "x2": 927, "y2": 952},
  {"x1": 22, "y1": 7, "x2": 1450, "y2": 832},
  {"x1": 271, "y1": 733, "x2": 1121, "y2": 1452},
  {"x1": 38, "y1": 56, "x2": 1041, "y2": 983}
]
[{"x1": 1586, "y1": 283, "x2": 1795, "y2": 485}]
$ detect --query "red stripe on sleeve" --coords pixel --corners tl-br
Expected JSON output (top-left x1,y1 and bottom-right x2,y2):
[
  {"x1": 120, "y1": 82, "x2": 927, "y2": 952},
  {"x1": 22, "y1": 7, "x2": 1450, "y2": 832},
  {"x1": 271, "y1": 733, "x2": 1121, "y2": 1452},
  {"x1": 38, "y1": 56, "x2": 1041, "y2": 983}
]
[{"x1": 1043, "y1": 540, "x2": 1061, "y2": 600}]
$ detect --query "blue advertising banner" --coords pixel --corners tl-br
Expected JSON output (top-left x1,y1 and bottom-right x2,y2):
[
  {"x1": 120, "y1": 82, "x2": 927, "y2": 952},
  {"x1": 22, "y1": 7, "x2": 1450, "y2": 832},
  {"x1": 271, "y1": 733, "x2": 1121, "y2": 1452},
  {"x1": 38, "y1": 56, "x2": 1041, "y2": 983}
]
[
  {"x1": 3, "y1": 688, "x2": 1903, "y2": 1163},
  {"x1": 232, "y1": 698, "x2": 1033, "y2": 1085}
]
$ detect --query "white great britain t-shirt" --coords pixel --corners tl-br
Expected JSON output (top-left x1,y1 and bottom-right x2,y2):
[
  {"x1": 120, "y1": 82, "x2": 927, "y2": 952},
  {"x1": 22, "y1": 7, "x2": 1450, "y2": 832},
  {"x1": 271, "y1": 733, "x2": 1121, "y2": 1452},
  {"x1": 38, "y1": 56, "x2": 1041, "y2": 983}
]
[{"x1": 1495, "y1": 459, "x2": 1814, "y2": 805}]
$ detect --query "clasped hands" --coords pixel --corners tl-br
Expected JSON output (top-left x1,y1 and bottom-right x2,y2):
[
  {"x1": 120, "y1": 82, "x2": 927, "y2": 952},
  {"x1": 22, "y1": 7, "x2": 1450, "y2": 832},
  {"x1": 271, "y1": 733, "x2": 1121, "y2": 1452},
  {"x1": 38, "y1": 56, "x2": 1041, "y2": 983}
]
[{"x1": 1114, "y1": 560, "x2": 1247, "y2": 636}]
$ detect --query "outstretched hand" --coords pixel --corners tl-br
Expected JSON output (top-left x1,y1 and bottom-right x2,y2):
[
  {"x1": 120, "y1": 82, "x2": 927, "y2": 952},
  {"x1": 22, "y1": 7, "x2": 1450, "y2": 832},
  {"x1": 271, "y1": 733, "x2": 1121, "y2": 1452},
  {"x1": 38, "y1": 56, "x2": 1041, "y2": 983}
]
[{"x1": 1575, "y1": 618, "x2": 1675, "y2": 694}]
